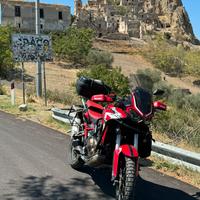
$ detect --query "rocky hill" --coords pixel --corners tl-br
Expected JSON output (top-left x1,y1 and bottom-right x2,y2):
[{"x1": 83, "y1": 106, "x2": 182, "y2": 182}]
[
  {"x1": 74, "y1": 0, "x2": 199, "y2": 44},
  {"x1": 151, "y1": 0, "x2": 197, "y2": 44}
]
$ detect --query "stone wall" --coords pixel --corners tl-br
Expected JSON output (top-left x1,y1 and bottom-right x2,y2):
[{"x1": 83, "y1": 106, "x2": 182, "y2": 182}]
[{"x1": 0, "y1": 0, "x2": 71, "y2": 33}]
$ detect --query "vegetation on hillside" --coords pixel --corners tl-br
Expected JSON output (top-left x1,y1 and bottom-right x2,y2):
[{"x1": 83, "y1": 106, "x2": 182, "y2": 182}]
[
  {"x1": 52, "y1": 27, "x2": 94, "y2": 64},
  {"x1": 0, "y1": 26, "x2": 15, "y2": 78},
  {"x1": 143, "y1": 36, "x2": 200, "y2": 78},
  {"x1": 86, "y1": 49, "x2": 113, "y2": 67},
  {"x1": 0, "y1": 84, "x2": 6, "y2": 95}
]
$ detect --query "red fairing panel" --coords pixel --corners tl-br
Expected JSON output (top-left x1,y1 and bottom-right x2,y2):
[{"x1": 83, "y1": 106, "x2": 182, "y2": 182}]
[
  {"x1": 103, "y1": 106, "x2": 127, "y2": 121},
  {"x1": 91, "y1": 94, "x2": 114, "y2": 102},
  {"x1": 112, "y1": 145, "x2": 139, "y2": 178},
  {"x1": 86, "y1": 100, "x2": 104, "y2": 111},
  {"x1": 88, "y1": 110, "x2": 103, "y2": 120}
]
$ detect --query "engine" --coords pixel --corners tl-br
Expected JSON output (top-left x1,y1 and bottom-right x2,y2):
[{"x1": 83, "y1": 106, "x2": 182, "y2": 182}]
[{"x1": 86, "y1": 136, "x2": 98, "y2": 157}]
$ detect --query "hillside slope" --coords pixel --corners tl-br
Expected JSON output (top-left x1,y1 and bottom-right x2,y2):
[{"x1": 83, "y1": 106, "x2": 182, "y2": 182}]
[{"x1": 94, "y1": 39, "x2": 200, "y2": 94}]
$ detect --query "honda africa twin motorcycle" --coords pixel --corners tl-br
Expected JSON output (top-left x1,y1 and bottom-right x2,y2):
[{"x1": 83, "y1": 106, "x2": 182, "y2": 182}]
[{"x1": 68, "y1": 76, "x2": 167, "y2": 200}]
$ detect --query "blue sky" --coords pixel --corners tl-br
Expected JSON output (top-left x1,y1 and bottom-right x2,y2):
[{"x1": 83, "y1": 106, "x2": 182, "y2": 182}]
[{"x1": 40, "y1": 0, "x2": 200, "y2": 39}]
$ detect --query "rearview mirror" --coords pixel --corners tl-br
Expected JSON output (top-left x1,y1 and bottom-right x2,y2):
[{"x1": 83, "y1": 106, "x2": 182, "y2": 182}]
[{"x1": 153, "y1": 89, "x2": 165, "y2": 96}]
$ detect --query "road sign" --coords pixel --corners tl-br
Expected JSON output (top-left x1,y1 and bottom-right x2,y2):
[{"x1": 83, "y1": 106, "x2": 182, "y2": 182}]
[{"x1": 12, "y1": 34, "x2": 53, "y2": 62}]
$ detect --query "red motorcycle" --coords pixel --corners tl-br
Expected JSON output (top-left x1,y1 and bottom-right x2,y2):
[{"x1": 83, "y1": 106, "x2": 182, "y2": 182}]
[{"x1": 68, "y1": 76, "x2": 166, "y2": 200}]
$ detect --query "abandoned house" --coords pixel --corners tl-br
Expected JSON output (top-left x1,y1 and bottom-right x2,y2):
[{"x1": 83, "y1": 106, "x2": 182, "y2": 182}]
[
  {"x1": 74, "y1": 0, "x2": 197, "y2": 43},
  {"x1": 0, "y1": 0, "x2": 71, "y2": 32}
]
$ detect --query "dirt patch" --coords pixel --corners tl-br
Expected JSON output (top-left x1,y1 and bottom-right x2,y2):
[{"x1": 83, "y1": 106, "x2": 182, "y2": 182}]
[{"x1": 112, "y1": 53, "x2": 153, "y2": 76}]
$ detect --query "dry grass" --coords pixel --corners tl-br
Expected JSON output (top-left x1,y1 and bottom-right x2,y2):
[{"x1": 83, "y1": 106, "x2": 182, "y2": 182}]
[
  {"x1": 24, "y1": 62, "x2": 78, "y2": 93},
  {"x1": 93, "y1": 38, "x2": 141, "y2": 53},
  {"x1": 153, "y1": 132, "x2": 200, "y2": 153},
  {"x1": 148, "y1": 155, "x2": 200, "y2": 189}
]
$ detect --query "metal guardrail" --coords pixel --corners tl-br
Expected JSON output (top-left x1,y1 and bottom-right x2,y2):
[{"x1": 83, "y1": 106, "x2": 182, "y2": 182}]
[
  {"x1": 51, "y1": 108, "x2": 74, "y2": 124},
  {"x1": 152, "y1": 141, "x2": 200, "y2": 166},
  {"x1": 152, "y1": 142, "x2": 200, "y2": 172},
  {"x1": 52, "y1": 108, "x2": 200, "y2": 172}
]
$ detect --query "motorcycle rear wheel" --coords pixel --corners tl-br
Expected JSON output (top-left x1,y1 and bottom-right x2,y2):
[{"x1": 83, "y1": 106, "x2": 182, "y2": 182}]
[
  {"x1": 116, "y1": 157, "x2": 137, "y2": 200},
  {"x1": 69, "y1": 140, "x2": 84, "y2": 169}
]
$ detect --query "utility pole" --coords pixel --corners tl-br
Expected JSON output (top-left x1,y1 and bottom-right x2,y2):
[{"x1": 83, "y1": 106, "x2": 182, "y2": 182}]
[{"x1": 35, "y1": 0, "x2": 42, "y2": 97}]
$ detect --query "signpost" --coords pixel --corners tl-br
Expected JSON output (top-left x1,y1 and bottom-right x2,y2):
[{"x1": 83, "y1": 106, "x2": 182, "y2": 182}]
[
  {"x1": 42, "y1": 62, "x2": 47, "y2": 107},
  {"x1": 12, "y1": 34, "x2": 52, "y2": 62},
  {"x1": 36, "y1": 0, "x2": 42, "y2": 97},
  {"x1": 12, "y1": 33, "x2": 53, "y2": 106}
]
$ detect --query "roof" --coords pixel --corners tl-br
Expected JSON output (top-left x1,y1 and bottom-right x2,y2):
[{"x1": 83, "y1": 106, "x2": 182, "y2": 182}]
[{"x1": 0, "y1": 0, "x2": 70, "y2": 9}]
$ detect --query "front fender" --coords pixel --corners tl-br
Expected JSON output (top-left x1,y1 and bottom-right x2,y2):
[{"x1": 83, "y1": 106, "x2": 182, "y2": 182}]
[{"x1": 112, "y1": 144, "x2": 139, "y2": 178}]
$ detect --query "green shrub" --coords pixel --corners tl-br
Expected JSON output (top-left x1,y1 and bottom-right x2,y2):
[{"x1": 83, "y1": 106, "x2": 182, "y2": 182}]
[
  {"x1": 185, "y1": 94, "x2": 200, "y2": 115},
  {"x1": 167, "y1": 90, "x2": 200, "y2": 114},
  {"x1": 168, "y1": 90, "x2": 187, "y2": 109},
  {"x1": 184, "y1": 50, "x2": 200, "y2": 76},
  {"x1": 153, "y1": 107, "x2": 200, "y2": 148},
  {"x1": 143, "y1": 37, "x2": 186, "y2": 76},
  {"x1": 0, "y1": 26, "x2": 15, "y2": 78},
  {"x1": 115, "y1": 5, "x2": 128, "y2": 15},
  {"x1": 52, "y1": 27, "x2": 94, "y2": 64},
  {"x1": 86, "y1": 50, "x2": 113, "y2": 67},
  {"x1": 143, "y1": 37, "x2": 200, "y2": 78},
  {"x1": 149, "y1": 48, "x2": 185, "y2": 76},
  {"x1": 153, "y1": 81, "x2": 173, "y2": 100},
  {"x1": 0, "y1": 84, "x2": 6, "y2": 95},
  {"x1": 130, "y1": 69, "x2": 162, "y2": 92},
  {"x1": 77, "y1": 65, "x2": 129, "y2": 96}
]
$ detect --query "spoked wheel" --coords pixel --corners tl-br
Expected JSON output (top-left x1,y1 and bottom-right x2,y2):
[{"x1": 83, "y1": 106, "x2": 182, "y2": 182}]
[
  {"x1": 116, "y1": 157, "x2": 137, "y2": 200},
  {"x1": 68, "y1": 139, "x2": 84, "y2": 170}
]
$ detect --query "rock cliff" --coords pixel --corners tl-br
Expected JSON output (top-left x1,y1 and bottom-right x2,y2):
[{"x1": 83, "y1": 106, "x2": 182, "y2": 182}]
[
  {"x1": 151, "y1": 0, "x2": 197, "y2": 43},
  {"x1": 74, "y1": 0, "x2": 198, "y2": 44}
]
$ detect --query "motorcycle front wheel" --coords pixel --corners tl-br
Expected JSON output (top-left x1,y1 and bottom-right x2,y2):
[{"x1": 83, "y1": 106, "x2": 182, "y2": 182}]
[
  {"x1": 116, "y1": 157, "x2": 137, "y2": 200},
  {"x1": 68, "y1": 139, "x2": 84, "y2": 169}
]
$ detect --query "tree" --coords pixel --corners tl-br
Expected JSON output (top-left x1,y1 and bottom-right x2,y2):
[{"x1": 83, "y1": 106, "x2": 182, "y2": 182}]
[
  {"x1": 0, "y1": 26, "x2": 15, "y2": 78},
  {"x1": 52, "y1": 27, "x2": 94, "y2": 64}
]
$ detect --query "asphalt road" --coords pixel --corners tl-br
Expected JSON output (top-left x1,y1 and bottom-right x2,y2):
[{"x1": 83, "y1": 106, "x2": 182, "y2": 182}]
[{"x1": 0, "y1": 111, "x2": 199, "y2": 200}]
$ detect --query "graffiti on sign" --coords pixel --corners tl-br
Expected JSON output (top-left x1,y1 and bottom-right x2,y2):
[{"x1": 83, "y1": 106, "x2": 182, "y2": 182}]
[{"x1": 12, "y1": 34, "x2": 53, "y2": 62}]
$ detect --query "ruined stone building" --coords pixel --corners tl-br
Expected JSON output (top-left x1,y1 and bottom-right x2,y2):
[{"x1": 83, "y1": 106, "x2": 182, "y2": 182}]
[
  {"x1": 74, "y1": 0, "x2": 197, "y2": 43},
  {"x1": 0, "y1": 0, "x2": 71, "y2": 32}
]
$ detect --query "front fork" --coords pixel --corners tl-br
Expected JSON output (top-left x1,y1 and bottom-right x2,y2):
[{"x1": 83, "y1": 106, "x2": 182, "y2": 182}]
[
  {"x1": 112, "y1": 128, "x2": 139, "y2": 181},
  {"x1": 115, "y1": 128, "x2": 121, "y2": 149},
  {"x1": 115, "y1": 128, "x2": 139, "y2": 152},
  {"x1": 133, "y1": 133, "x2": 139, "y2": 151}
]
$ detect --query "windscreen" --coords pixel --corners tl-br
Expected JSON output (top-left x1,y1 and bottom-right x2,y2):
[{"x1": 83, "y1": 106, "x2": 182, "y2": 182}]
[{"x1": 133, "y1": 87, "x2": 152, "y2": 115}]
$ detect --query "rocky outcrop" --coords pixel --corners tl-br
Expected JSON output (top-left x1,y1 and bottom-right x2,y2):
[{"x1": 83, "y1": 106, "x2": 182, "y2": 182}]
[
  {"x1": 74, "y1": 0, "x2": 199, "y2": 44},
  {"x1": 152, "y1": 0, "x2": 197, "y2": 44}
]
